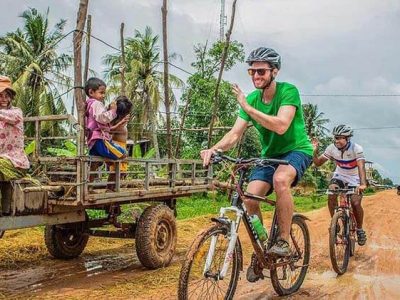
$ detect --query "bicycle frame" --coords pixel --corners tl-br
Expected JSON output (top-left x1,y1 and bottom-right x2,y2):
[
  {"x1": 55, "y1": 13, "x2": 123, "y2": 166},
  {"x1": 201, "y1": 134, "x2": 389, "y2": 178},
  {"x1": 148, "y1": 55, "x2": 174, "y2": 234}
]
[
  {"x1": 329, "y1": 188, "x2": 357, "y2": 243},
  {"x1": 179, "y1": 153, "x2": 311, "y2": 299},
  {"x1": 203, "y1": 157, "x2": 287, "y2": 279},
  {"x1": 337, "y1": 189, "x2": 356, "y2": 222}
]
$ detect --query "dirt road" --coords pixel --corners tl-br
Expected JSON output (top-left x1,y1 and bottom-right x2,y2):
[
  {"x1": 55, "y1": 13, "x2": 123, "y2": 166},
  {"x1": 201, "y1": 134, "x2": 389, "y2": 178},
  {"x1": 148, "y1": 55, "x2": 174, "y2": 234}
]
[{"x1": 1, "y1": 190, "x2": 399, "y2": 299}]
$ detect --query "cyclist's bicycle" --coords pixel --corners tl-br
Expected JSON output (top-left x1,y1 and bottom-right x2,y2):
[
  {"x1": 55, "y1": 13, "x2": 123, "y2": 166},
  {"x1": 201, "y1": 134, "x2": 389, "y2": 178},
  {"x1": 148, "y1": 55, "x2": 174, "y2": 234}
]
[
  {"x1": 178, "y1": 152, "x2": 310, "y2": 299},
  {"x1": 328, "y1": 187, "x2": 358, "y2": 275}
]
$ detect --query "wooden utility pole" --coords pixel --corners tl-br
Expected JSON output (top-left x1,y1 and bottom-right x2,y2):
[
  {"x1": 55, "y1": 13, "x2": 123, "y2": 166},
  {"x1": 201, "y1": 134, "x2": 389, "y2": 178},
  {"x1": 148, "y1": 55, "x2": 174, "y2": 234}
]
[
  {"x1": 83, "y1": 14, "x2": 92, "y2": 83},
  {"x1": 73, "y1": 0, "x2": 89, "y2": 155},
  {"x1": 207, "y1": 0, "x2": 238, "y2": 148},
  {"x1": 120, "y1": 22, "x2": 126, "y2": 96},
  {"x1": 162, "y1": 0, "x2": 172, "y2": 158}
]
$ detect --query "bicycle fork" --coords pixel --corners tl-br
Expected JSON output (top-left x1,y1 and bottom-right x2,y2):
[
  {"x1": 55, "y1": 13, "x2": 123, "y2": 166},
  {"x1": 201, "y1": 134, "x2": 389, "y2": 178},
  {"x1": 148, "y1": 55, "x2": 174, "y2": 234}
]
[{"x1": 203, "y1": 206, "x2": 243, "y2": 280}]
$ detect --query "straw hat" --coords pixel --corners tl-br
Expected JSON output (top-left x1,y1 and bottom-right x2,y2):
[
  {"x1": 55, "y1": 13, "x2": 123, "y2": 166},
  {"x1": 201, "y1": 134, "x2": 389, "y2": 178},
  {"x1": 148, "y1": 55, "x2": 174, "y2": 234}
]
[{"x1": 0, "y1": 76, "x2": 16, "y2": 97}]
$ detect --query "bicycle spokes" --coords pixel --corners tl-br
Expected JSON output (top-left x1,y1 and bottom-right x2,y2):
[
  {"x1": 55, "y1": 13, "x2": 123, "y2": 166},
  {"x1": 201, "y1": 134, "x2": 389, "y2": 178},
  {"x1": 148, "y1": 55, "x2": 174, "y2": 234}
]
[
  {"x1": 270, "y1": 216, "x2": 310, "y2": 295},
  {"x1": 179, "y1": 225, "x2": 241, "y2": 300}
]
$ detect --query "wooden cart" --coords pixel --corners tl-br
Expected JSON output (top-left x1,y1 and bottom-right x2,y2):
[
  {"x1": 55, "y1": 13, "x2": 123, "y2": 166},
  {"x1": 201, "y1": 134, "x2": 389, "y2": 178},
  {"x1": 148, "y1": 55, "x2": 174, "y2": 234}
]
[{"x1": 0, "y1": 115, "x2": 212, "y2": 269}]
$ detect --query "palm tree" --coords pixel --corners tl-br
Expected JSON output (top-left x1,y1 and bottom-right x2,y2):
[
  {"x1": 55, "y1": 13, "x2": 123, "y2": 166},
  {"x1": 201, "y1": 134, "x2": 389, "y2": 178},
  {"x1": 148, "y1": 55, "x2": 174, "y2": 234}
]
[
  {"x1": 0, "y1": 8, "x2": 72, "y2": 136},
  {"x1": 302, "y1": 103, "x2": 330, "y2": 140},
  {"x1": 103, "y1": 26, "x2": 183, "y2": 159}
]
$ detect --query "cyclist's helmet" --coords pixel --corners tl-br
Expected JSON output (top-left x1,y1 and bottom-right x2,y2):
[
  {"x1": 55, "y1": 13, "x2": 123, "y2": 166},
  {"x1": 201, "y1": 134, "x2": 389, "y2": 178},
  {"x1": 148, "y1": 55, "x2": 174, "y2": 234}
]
[
  {"x1": 246, "y1": 47, "x2": 281, "y2": 70},
  {"x1": 332, "y1": 124, "x2": 353, "y2": 137}
]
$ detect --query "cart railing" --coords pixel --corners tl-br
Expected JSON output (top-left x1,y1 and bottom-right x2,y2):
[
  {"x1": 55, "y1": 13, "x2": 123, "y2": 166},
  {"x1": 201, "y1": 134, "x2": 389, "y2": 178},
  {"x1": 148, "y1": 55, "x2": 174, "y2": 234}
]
[{"x1": 20, "y1": 115, "x2": 213, "y2": 208}]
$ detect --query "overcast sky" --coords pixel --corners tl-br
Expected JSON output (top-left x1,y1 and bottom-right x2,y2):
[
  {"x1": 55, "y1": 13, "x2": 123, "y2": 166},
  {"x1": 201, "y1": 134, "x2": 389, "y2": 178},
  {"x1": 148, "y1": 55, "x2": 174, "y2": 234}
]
[{"x1": 2, "y1": 0, "x2": 400, "y2": 182}]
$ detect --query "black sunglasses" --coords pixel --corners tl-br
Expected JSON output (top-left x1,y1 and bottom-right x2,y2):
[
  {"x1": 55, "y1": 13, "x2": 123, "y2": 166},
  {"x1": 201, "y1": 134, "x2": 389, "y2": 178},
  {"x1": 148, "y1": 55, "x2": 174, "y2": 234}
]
[{"x1": 247, "y1": 68, "x2": 273, "y2": 76}]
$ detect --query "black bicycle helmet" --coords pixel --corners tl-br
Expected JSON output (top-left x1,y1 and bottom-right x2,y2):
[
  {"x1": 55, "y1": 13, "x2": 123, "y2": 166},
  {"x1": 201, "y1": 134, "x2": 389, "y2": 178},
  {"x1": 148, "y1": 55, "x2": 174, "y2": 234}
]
[
  {"x1": 332, "y1": 125, "x2": 353, "y2": 137},
  {"x1": 246, "y1": 47, "x2": 281, "y2": 70}
]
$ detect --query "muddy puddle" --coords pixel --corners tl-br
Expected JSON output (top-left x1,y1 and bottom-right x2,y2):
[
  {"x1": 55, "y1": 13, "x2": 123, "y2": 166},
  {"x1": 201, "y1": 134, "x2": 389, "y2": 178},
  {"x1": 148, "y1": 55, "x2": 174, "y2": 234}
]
[{"x1": 0, "y1": 253, "x2": 140, "y2": 297}]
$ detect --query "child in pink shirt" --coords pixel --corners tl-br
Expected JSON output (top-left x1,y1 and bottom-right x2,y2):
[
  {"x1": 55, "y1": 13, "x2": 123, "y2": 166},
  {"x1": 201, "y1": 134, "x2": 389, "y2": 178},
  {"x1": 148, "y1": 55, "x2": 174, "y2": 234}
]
[{"x1": 84, "y1": 78, "x2": 126, "y2": 188}]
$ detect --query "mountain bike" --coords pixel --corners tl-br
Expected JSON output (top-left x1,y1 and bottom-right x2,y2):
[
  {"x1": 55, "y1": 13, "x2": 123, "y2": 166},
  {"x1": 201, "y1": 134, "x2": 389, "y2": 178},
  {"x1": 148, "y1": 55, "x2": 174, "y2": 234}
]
[
  {"x1": 328, "y1": 187, "x2": 357, "y2": 275},
  {"x1": 178, "y1": 152, "x2": 310, "y2": 299}
]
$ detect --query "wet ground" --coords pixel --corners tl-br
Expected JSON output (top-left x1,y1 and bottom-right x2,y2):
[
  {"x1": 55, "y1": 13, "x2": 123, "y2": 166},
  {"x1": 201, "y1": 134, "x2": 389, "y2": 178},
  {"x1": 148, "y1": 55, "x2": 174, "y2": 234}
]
[{"x1": 1, "y1": 190, "x2": 399, "y2": 299}]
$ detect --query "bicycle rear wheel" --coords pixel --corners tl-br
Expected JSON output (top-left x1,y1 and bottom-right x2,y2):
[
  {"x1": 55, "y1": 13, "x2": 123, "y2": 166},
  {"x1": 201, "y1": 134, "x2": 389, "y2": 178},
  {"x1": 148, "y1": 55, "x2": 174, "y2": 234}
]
[
  {"x1": 178, "y1": 224, "x2": 242, "y2": 300},
  {"x1": 270, "y1": 215, "x2": 310, "y2": 296},
  {"x1": 329, "y1": 211, "x2": 350, "y2": 274}
]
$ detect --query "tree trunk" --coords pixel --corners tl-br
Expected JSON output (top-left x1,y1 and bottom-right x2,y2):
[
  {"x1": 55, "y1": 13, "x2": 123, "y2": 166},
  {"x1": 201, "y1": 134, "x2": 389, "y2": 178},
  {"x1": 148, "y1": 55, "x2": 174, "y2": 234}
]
[
  {"x1": 73, "y1": 0, "x2": 89, "y2": 156},
  {"x1": 162, "y1": 0, "x2": 172, "y2": 158},
  {"x1": 120, "y1": 22, "x2": 126, "y2": 96},
  {"x1": 83, "y1": 14, "x2": 91, "y2": 84},
  {"x1": 175, "y1": 89, "x2": 192, "y2": 157},
  {"x1": 150, "y1": 113, "x2": 160, "y2": 159},
  {"x1": 207, "y1": 0, "x2": 238, "y2": 148},
  {"x1": 146, "y1": 93, "x2": 160, "y2": 159}
]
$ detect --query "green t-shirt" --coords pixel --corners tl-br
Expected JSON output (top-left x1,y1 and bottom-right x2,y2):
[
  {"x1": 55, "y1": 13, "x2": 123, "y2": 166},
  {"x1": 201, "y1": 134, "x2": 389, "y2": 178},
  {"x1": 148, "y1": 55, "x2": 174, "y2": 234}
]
[{"x1": 239, "y1": 82, "x2": 313, "y2": 158}]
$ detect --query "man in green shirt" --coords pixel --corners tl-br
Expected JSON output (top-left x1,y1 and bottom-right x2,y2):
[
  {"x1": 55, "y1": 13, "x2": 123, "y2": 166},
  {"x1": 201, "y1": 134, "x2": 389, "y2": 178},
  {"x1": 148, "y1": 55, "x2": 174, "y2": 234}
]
[{"x1": 201, "y1": 47, "x2": 313, "y2": 282}]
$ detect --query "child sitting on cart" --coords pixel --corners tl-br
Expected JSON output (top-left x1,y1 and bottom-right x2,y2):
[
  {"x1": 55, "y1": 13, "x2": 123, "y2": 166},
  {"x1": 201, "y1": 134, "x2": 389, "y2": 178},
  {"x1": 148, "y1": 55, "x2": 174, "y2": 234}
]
[{"x1": 84, "y1": 77, "x2": 127, "y2": 191}]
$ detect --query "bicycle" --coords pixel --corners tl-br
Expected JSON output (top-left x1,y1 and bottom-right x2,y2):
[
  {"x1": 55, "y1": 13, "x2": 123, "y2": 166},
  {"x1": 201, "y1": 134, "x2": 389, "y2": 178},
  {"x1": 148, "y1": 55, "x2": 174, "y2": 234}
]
[
  {"x1": 178, "y1": 152, "x2": 311, "y2": 299},
  {"x1": 328, "y1": 187, "x2": 358, "y2": 275}
]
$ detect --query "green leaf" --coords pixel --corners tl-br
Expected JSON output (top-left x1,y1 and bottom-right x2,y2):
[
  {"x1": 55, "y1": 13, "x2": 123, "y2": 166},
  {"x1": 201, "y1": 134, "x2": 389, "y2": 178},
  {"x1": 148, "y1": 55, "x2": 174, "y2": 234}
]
[
  {"x1": 143, "y1": 148, "x2": 155, "y2": 159},
  {"x1": 64, "y1": 140, "x2": 77, "y2": 154},
  {"x1": 46, "y1": 147, "x2": 75, "y2": 157},
  {"x1": 132, "y1": 144, "x2": 142, "y2": 158},
  {"x1": 24, "y1": 140, "x2": 36, "y2": 155}
]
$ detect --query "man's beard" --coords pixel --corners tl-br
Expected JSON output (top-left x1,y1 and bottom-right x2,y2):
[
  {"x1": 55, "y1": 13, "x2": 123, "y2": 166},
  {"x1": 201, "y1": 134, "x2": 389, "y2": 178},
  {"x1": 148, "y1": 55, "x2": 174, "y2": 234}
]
[{"x1": 254, "y1": 75, "x2": 274, "y2": 90}]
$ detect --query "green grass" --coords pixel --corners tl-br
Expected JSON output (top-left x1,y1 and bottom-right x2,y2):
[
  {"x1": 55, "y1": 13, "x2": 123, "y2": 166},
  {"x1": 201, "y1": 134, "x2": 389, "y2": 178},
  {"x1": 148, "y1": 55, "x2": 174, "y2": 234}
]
[
  {"x1": 175, "y1": 192, "x2": 328, "y2": 220},
  {"x1": 88, "y1": 191, "x2": 373, "y2": 222},
  {"x1": 87, "y1": 190, "x2": 372, "y2": 222},
  {"x1": 176, "y1": 193, "x2": 230, "y2": 220},
  {"x1": 85, "y1": 193, "x2": 329, "y2": 222}
]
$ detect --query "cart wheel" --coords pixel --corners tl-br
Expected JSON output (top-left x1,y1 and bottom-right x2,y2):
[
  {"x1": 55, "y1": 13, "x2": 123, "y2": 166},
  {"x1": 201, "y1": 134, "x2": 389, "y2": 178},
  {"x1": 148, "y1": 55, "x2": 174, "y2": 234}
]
[
  {"x1": 44, "y1": 221, "x2": 89, "y2": 259},
  {"x1": 135, "y1": 204, "x2": 177, "y2": 269}
]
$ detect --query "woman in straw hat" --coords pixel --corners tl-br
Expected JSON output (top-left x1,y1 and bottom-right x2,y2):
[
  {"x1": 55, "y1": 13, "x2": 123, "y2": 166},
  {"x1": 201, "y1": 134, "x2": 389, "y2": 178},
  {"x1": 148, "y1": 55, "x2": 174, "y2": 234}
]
[{"x1": 0, "y1": 76, "x2": 30, "y2": 215}]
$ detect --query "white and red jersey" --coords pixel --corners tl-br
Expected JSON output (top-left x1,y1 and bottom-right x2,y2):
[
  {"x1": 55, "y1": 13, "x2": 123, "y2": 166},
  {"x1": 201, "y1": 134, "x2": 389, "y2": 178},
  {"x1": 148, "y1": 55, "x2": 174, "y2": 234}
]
[{"x1": 323, "y1": 141, "x2": 365, "y2": 177}]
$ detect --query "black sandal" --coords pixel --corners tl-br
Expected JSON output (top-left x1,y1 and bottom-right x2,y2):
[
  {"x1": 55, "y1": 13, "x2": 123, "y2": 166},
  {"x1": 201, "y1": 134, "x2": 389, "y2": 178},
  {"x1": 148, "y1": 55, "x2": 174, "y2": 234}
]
[{"x1": 357, "y1": 229, "x2": 367, "y2": 246}]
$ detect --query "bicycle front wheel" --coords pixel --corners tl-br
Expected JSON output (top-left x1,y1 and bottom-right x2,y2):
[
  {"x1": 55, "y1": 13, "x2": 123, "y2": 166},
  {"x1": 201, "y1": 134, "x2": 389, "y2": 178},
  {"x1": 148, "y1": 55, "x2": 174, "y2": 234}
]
[
  {"x1": 178, "y1": 224, "x2": 242, "y2": 300},
  {"x1": 329, "y1": 211, "x2": 350, "y2": 274},
  {"x1": 270, "y1": 215, "x2": 310, "y2": 296}
]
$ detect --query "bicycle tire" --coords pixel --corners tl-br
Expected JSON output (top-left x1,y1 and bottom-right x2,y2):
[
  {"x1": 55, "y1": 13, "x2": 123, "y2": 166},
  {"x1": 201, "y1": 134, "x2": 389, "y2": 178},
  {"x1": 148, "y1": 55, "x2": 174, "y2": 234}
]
[
  {"x1": 178, "y1": 224, "x2": 242, "y2": 300},
  {"x1": 349, "y1": 236, "x2": 356, "y2": 257},
  {"x1": 270, "y1": 215, "x2": 310, "y2": 296},
  {"x1": 329, "y1": 211, "x2": 350, "y2": 274},
  {"x1": 349, "y1": 217, "x2": 356, "y2": 257}
]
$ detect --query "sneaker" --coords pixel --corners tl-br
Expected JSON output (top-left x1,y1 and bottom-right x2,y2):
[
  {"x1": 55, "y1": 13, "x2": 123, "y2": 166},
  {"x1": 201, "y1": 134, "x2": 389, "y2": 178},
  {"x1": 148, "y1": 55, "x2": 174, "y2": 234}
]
[
  {"x1": 357, "y1": 229, "x2": 367, "y2": 246},
  {"x1": 246, "y1": 253, "x2": 264, "y2": 282},
  {"x1": 267, "y1": 238, "x2": 291, "y2": 257}
]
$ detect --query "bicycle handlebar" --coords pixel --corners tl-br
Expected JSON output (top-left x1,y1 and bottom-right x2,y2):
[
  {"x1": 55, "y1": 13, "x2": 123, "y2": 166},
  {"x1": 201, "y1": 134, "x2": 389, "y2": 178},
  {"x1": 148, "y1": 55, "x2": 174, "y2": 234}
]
[
  {"x1": 211, "y1": 151, "x2": 289, "y2": 166},
  {"x1": 326, "y1": 188, "x2": 357, "y2": 194}
]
